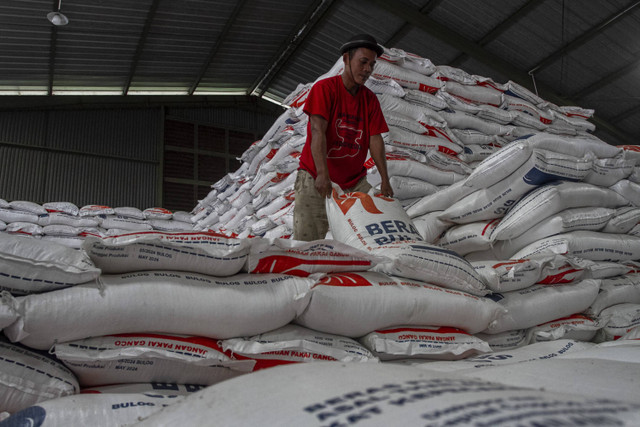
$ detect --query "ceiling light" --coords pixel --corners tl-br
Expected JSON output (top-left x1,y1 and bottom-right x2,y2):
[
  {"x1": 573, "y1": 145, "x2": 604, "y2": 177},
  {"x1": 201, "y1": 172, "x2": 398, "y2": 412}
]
[{"x1": 47, "y1": 0, "x2": 68, "y2": 26}]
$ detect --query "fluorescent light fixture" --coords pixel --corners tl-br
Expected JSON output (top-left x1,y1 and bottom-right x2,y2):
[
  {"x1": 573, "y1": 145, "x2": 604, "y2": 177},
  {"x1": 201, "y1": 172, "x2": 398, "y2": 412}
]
[
  {"x1": 0, "y1": 90, "x2": 49, "y2": 95},
  {"x1": 47, "y1": 0, "x2": 68, "y2": 26},
  {"x1": 192, "y1": 89, "x2": 247, "y2": 96},
  {"x1": 52, "y1": 90, "x2": 123, "y2": 95},
  {"x1": 127, "y1": 90, "x2": 190, "y2": 95}
]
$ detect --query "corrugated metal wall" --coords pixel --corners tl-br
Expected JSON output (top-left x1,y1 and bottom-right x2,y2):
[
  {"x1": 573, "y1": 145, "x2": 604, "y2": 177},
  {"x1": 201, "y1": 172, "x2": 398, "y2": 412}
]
[
  {"x1": 0, "y1": 103, "x2": 279, "y2": 210},
  {"x1": 0, "y1": 108, "x2": 161, "y2": 209}
]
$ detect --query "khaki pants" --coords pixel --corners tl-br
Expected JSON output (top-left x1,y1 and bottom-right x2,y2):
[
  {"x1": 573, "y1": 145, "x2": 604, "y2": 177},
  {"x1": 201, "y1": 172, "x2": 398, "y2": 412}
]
[{"x1": 293, "y1": 169, "x2": 372, "y2": 241}]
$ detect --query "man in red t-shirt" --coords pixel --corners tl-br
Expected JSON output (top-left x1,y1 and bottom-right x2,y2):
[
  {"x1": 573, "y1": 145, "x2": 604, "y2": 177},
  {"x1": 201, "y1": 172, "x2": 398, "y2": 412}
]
[{"x1": 293, "y1": 34, "x2": 393, "y2": 241}]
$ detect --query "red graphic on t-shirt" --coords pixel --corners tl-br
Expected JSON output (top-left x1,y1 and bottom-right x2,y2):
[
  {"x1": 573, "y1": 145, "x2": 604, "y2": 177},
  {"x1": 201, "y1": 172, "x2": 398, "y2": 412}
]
[{"x1": 328, "y1": 119, "x2": 364, "y2": 159}]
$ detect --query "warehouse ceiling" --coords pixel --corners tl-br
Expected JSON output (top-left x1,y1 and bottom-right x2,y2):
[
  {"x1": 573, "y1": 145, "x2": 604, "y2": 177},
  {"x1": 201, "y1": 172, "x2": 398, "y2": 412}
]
[{"x1": 1, "y1": 0, "x2": 639, "y2": 145}]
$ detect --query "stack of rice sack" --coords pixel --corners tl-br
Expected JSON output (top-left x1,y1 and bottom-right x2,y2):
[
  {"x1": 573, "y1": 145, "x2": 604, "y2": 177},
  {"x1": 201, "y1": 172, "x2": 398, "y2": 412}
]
[
  {"x1": 0, "y1": 45, "x2": 639, "y2": 424},
  {"x1": 0, "y1": 200, "x2": 194, "y2": 249}
]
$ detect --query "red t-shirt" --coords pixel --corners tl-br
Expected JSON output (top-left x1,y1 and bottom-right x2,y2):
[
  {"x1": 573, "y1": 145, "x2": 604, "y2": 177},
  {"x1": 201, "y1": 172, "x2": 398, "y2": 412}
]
[{"x1": 298, "y1": 75, "x2": 388, "y2": 189}]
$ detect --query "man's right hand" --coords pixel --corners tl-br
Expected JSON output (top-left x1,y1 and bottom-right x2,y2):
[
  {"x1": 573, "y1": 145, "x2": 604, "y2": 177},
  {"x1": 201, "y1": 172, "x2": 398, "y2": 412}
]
[{"x1": 315, "y1": 173, "x2": 332, "y2": 198}]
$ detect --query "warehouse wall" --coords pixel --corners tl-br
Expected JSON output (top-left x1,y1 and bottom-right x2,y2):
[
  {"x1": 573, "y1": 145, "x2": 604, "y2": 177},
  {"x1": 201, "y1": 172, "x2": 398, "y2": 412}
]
[{"x1": 0, "y1": 101, "x2": 281, "y2": 211}]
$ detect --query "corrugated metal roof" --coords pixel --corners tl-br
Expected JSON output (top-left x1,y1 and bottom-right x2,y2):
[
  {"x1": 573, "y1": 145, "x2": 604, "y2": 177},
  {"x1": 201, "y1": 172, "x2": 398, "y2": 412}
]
[{"x1": 0, "y1": 0, "x2": 638, "y2": 143}]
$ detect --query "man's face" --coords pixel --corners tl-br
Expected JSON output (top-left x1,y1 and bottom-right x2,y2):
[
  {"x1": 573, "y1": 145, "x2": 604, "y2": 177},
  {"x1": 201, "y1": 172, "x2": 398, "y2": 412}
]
[{"x1": 346, "y1": 47, "x2": 377, "y2": 85}]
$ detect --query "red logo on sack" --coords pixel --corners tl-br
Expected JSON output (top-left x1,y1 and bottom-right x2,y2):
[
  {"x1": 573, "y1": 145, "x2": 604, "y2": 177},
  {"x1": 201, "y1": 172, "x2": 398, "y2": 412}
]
[
  {"x1": 332, "y1": 190, "x2": 390, "y2": 215},
  {"x1": 315, "y1": 273, "x2": 373, "y2": 287},
  {"x1": 251, "y1": 255, "x2": 370, "y2": 277}
]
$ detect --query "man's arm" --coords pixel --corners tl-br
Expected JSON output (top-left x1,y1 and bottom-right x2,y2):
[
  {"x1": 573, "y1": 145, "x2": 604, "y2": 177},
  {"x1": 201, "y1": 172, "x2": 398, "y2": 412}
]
[
  {"x1": 309, "y1": 114, "x2": 332, "y2": 198},
  {"x1": 369, "y1": 134, "x2": 393, "y2": 197}
]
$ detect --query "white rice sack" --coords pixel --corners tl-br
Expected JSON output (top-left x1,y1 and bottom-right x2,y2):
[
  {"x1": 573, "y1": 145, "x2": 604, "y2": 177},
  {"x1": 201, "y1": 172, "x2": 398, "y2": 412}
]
[
  {"x1": 603, "y1": 206, "x2": 640, "y2": 234},
  {"x1": 412, "y1": 211, "x2": 451, "y2": 243},
  {"x1": 476, "y1": 104, "x2": 516, "y2": 124},
  {"x1": 133, "y1": 362, "x2": 640, "y2": 427},
  {"x1": 263, "y1": 223, "x2": 292, "y2": 239},
  {"x1": 436, "y1": 219, "x2": 499, "y2": 256},
  {"x1": 0, "y1": 339, "x2": 79, "y2": 413},
  {"x1": 99, "y1": 215, "x2": 153, "y2": 231},
  {"x1": 326, "y1": 189, "x2": 423, "y2": 251},
  {"x1": 406, "y1": 180, "x2": 475, "y2": 218},
  {"x1": 432, "y1": 65, "x2": 477, "y2": 84},
  {"x1": 483, "y1": 279, "x2": 600, "y2": 334},
  {"x1": 439, "y1": 110, "x2": 514, "y2": 136},
  {"x1": 584, "y1": 156, "x2": 634, "y2": 187},
  {"x1": 326, "y1": 189, "x2": 487, "y2": 294},
  {"x1": 148, "y1": 218, "x2": 194, "y2": 232},
  {"x1": 42, "y1": 224, "x2": 82, "y2": 237},
  {"x1": 611, "y1": 179, "x2": 640, "y2": 207},
  {"x1": 0, "y1": 220, "x2": 5, "y2": 231},
  {"x1": 0, "y1": 208, "x2": 40, "y2": 225},
  {"x1": 463, "y1": 138, "x2": 533, "y2": 190},
  {"x1": 441, "y1": 81, "x2": 503, "y2": 106},
  {"x1": 5, "y1": 222, "x2": 43, "y2": 236},
  {"x1": 2, "y1": 391, "x2": 185, "y2": 426},
  {"x1": 466, "y1": 134, "x2": 621, "y2": 191},
  {"x1": 424, "y1": 150, "x2": 472, "y2": 174},
  {"x1": 442, "y1": 149, "x2": 594, "y2": 224},
  {"x1": 457, "y1": 344, "x2": 640, "y2": 405},
  {"x1": 359, "y1": 326, "x2": 491, "y2": 361},
  {"x1": 82, "y1": 231, "x2": 249, "y2": 276},
  {"x1": 363, "y1": 75, "x2": 406, "y2": 97},
  {"x1": 503, "y1": 94, "x2": 553, "y2": 124},
  {"x1": 492, "y1": 207, "x2": 618, "y2": 258},
  {"x1": 368, "y1": 154, "x2": 464, "y2": 187},
  {"x1": 471, "y1": 254, "x2": 587, "y2": 293},
  {"x1": 527, "y1": 313, "x2": 600, "y2": 343},
  {"x1": 386, "y1": 175, "x2": 439, "y2": 200},
  {"x1": 419, "y1": 339, "x2": 594, "y2": 373},
  {"x1": 372, "y1": 59, "x2": 443, "y2": 93},
  {"x1": 172, "y1": 211, "x2": 193, "y2": 224},
  {"x1": 512, "y1": 231, "x2": 640, "y2": 262},
  {"x1": 8, "y1": 201, "x2": 47, "y2": 215},
  {"x1": 377, "y1": 93, "x2": 445, "y2": 124},
  {"x1": 403, "y1": 88, "x2": 447, "y2": 110},
  {"x1": 384, "y1": 126, "x2": 463, "y2": 157},
  {"x1": 381, "y1": 48, "x2": 437, "y2": 75},
  {"x1": 42, "y1": 202, "x2": 79, "y2": 216},
  {"x1": 585, "y1": 274, "x2": 640, "y2": 317},
  {"x1": 247, "y1": 238, "x2": 385, "y2": 277},
  {"x1": 0, "y1": 292, "x2": 18, "y2": 330},
  {"x1": 5, "y1": 271, "x2": 314, "y2": 350},
  {"x1": 296, "y1": 272, "x2": 505, "y2": 337},
  {"x1": 451, "y1": 128, "x2": 498, "y2": 144},
  {"x1": 374, "y1": 241, "x2": 489, "y2": 295},
  {"x1": 458, "y1": 143, "x2": 503, "y2": 163},
  {"x1": 595, "y1": 303, "x2": 640, "y2": 342},
  {"x1": 584, "y1": 260, "x2": 640, "y2": 279},
  {"x1": 39, "y1": 213, "x2": 94, "y2": 230},
  {"x1": 492, "y1": 181, "x2": 627, "y2": 240},
  {"x1": 54, "y1": 333, "x2": 253, "y2": 387},
  {"x1": 221, "y1": 324, "x2": 377, "y2": 370},
  {"x1": 111, "y1": 207, "x2": 144, "y2": 220},
  {"x1": 79, "y1": 205, "x2": 115, "y2": 216},
  {"x1": 475, "y1": 329, "x2": 528, "y2": 351},
  {"x1": 0, "y1": 232, "x2": 100, "y2": 295},
  {"x1": 83, "y1": 382, "x2": 205, "y2": 395}
]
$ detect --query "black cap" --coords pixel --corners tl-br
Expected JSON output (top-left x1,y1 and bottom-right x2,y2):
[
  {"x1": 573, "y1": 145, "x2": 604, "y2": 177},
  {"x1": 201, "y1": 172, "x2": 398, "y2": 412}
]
[{"x1": 339, "y1": 33, "x2": 384, "y2": 57}]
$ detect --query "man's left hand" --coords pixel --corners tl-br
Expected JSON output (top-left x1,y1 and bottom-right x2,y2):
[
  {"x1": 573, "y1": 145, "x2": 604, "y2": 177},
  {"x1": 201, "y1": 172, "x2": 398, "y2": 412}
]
[{"x1": 379, "y1": 179, "x2": 394, "y2": 198}]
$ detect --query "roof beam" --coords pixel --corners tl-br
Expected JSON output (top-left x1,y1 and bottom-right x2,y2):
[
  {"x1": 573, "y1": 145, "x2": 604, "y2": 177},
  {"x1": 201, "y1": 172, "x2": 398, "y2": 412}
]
[
  {"x1": 528, "y1": 0, "x2": 640, "y2": 75},
  {"x1": 383, "y1": 0, "x2": 444, "y2": 48},
  {"x1": 249, "y1": 0, "x2": 336, "y2": 98},
  {"x1": 123, "y1": 0, "x2": 161, "y2": 95},
  {"x1": 449, "y1": 0, "x2": 542, "y2": 67},
  {"x1": 188, "y1": 0, "x2": 248, "y2": 96},
  {"x1": 368, "y1": 0, "x2": 636, "y2": 145},
  {"x1": 571, "y1": 58, "x2": 640, "y2": 100}
]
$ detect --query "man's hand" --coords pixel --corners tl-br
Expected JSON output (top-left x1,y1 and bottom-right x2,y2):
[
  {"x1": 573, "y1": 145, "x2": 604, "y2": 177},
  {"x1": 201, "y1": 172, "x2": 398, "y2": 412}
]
[
  {"x1": 315, "y1": 173, "x2": 332, "y2": 198},
  {"x1": 379, "y1": 178, "x2": 394, "y2": 198}
]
